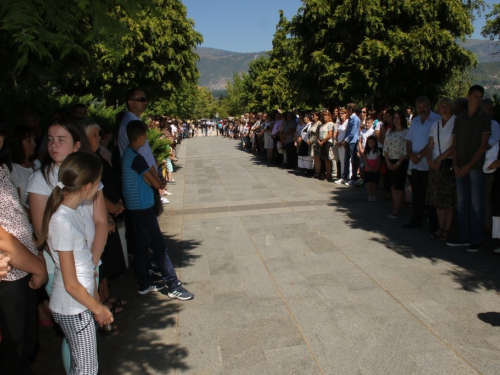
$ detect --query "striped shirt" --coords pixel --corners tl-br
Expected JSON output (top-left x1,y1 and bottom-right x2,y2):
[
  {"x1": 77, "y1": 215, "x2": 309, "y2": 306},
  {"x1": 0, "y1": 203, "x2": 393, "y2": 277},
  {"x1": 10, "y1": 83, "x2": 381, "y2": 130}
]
[{"x1": 121, "y1": 147, "x2": 153, "y2": 210}]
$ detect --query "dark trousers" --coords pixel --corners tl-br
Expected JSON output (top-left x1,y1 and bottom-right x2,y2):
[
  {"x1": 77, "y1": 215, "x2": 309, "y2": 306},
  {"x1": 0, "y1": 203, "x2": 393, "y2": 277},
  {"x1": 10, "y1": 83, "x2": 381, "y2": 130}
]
[
  {"x1": 0, "y1": 274, "x2": 37, "y2": 375},
  {"x1": 285, "y1": 141, "x2": 297, "y2": 169},
  {"x1": 410, "y1": 169, "x2": 429, "y2": 224},
  {"x1": 273, "y1": 137, "x2": 283, "y2": 164},
  {"x1": 129, "y1": 206, "x2": 179, "y2": 290},
  {"x1": 343, "y1": 143, "x2": 359, "y2": 181}
]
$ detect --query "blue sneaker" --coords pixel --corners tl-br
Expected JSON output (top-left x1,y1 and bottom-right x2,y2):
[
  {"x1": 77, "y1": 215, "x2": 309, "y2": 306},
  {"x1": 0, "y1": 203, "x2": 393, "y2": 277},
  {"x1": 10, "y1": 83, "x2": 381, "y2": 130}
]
[
  {"x1": 138, "y1": 283, "x2": 165, "y2": 295},
  {"x1": 167, "y1": 281, "x2": 194, "y2": 301}
]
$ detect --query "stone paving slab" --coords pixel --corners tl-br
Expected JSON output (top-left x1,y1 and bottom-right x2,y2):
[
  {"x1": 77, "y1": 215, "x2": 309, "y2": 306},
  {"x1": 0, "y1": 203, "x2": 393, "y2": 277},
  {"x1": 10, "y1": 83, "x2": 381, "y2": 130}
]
[{"x1": 34, "y1": 136, "x2": 500, "y2": 374}]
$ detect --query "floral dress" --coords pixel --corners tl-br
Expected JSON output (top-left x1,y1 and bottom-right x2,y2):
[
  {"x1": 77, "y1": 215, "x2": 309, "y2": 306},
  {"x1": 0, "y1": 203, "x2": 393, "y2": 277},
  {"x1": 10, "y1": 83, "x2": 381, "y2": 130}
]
[{"x1": 308, "y1": 121, "x2": 321, "y2": 157}]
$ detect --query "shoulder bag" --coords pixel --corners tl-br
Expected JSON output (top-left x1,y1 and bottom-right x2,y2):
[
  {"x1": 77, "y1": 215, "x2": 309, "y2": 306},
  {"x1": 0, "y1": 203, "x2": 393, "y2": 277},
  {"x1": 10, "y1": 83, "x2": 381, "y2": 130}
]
[{"x1": 437, "y1": 122, "x2": 454, "y2": 176}]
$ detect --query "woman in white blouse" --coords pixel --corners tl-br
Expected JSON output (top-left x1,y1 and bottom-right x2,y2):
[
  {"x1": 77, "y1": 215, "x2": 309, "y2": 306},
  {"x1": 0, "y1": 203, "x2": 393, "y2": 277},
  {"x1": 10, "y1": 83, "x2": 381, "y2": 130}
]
[{"x1": 425, "y1": 98, "x2": 456, "y2": 241}]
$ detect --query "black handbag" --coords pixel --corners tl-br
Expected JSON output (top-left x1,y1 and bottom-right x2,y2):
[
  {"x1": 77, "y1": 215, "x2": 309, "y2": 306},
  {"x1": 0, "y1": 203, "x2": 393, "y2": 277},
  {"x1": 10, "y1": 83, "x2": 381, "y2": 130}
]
[{"x1": 437, "y1": 122, "x2": 454, "y2": 176}]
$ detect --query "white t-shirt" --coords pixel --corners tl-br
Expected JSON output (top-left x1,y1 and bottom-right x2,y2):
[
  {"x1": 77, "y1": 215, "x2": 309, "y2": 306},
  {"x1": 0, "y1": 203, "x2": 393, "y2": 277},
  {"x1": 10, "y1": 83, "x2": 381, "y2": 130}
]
[
  {"x1": 48, "y1": 205, "x2": 95, "y2": 315},
  {"x1": 359, "y1": 127, "x2": 375, "y2": 149},
  {"x1": 9, "y1": 160, "x2": 41, "y2": 208},
  {"x1": 429, "y1": 115, "x2": 455, "y2": 160},
  {"x1": 337, "y1": 119, "x2": 349, "y2": 143},
  {"x1": 484, "y1": 142, "x2": 498, "y2": 174},
  {"x1": 26, "y1": 165, "x2": 102, "y2": 273}
]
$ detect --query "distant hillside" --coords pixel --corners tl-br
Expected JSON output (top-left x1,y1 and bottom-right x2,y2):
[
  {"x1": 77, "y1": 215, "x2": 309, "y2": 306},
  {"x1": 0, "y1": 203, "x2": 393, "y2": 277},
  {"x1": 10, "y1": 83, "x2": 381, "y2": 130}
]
[
  {"x1": 463, "y1": 40, "x2": 500, "y2": 96},
  {"x1": 459, "y1": 39, "x2": 500, "y2": 63},
  {"x1": 196, "y1": 47, "x2": 267, "y2": 90},
  {"x1": 196, "y1": 40, "x2": 500, "y2": 96}
]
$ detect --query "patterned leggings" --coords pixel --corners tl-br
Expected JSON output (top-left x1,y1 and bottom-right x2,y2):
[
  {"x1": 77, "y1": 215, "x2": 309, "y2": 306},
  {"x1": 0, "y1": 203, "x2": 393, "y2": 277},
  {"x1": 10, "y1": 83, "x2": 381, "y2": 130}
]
[{"x1": 52, "y1": 310, "x2": 98, "y2": 375}]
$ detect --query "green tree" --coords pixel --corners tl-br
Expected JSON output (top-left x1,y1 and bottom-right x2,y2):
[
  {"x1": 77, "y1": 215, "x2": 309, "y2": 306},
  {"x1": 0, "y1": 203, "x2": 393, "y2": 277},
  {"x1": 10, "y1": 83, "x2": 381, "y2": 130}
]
[
  {"x1": 221, "y1": 73, "x2": 247, "y2": 116},
  {"x1": 291, "y1": 0, "x2": 477, "y2": 107},
  {"x1": 258, "y1": 11, "x2": 298, "y2": 111},
  {"x1": 82, "y1": 0, "x2": 203, "y2": 104},
  {"x1": 482, "y1": 3, "x2": 500, "y2": 45},
  {"x1": 0, "y1": 0, "x2": 144, "y2": 104},
  {"x1": 0, "y1": 0, "x2": 202, "y2": 110}
]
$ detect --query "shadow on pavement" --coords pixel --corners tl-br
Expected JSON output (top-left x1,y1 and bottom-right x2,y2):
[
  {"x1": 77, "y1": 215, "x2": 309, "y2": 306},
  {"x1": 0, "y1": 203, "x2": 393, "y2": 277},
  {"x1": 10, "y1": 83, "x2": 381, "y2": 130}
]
[
  {"x1": 326, "y1": 186, "x2": 500, "y2": 294},
  {"x1": 477, "y1": 312, "x2": 500, "y2": 327},
  {"x1": 32, "y1": 230, "x2": 201, "y2": 374}
]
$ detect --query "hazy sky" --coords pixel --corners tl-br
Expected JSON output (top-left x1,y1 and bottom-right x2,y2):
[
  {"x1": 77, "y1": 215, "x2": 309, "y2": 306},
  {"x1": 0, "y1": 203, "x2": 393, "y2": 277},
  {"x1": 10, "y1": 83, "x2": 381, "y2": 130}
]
[{"x1": 183, "y1": 0, "x2": 497, "y2": 53}]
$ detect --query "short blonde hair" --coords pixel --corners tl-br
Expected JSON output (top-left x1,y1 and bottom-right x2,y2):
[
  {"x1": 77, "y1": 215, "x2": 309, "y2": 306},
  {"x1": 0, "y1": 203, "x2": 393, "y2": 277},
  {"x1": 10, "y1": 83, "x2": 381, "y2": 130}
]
[{"x1": 436, "y1": 97, "x2": 455, "y2": 113}]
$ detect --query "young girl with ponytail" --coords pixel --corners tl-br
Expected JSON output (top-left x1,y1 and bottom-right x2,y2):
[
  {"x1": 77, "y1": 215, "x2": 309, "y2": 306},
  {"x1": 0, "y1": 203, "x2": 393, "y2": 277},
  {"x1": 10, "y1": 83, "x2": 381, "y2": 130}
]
[{"x1": 37, "y1": 152, "x2": 112, "y2": 374}]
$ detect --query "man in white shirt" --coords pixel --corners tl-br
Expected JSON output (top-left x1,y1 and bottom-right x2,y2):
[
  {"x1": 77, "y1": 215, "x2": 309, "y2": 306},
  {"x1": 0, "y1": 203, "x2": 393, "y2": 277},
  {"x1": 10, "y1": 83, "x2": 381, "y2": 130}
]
[
  {"x1": 404, "y1": 96, "x2": 441, "y2": 229},
  {"x1": 118, "y1": 88, "x2": 166, "y2": 208}
]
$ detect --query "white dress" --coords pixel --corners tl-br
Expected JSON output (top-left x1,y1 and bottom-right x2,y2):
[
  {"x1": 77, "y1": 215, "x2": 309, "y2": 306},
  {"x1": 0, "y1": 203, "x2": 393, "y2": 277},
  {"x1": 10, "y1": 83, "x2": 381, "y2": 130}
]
[{"x1": 298, "y1": 122, "x2": 314, "y2": 169}]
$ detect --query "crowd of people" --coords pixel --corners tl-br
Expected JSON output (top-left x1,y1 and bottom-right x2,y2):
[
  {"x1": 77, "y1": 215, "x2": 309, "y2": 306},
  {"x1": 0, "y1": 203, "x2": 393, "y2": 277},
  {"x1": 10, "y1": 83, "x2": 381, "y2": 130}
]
[
  {"x1": 1, "y1": 83, "x2": 500, "y2": 374},
  {"x1": 217, "y1": 85, "x2": 500, "y2": 253},
  {"x1": 0, "y1": 87, "x2": 194, "y2": 374}
]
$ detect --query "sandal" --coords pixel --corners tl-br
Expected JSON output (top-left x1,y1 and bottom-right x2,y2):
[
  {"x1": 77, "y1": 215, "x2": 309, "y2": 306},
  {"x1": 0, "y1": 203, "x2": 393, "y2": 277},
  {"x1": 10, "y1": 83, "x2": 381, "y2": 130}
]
[
  {"x1": 430, "y1": 229, "x2": 443, "y2": 239},
  {"x1": 389, "y1": 208, "x2": 400, "y2": 219},
  {"x1": 439, "y1": 230, "x2": 451, "y2": 241},
  {"x1": 104, "y1": 297, "x2": 126, "y2": 314},
  {"x1": 98, "y1": 324, "x2": 118, "y2": 335}
]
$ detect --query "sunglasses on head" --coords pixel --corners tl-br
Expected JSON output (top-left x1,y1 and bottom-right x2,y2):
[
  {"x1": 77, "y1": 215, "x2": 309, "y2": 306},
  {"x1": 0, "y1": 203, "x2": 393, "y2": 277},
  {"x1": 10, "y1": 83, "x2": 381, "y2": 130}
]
[{"x1": 130, "y1": 97, "x2": 148, "y2": 102}]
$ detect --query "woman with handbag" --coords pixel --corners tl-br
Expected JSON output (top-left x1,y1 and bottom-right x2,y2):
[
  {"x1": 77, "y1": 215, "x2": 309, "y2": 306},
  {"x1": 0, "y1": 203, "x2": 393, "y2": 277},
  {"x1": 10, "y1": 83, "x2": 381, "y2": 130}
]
[
  {"x1": 425, "y1": 97, "x2": 457, "y2": 241},
  {"x1": 297, "y1": 114, "x2": 314, "y2": 171}
]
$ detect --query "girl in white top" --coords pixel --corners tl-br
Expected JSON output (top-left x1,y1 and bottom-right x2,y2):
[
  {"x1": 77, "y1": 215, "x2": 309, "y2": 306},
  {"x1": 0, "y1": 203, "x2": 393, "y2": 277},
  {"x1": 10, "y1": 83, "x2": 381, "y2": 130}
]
[
  {"x1": 37, "y1": 152, "x2": 112, "y2": 375},
  {"x1": 26, "y1": 117, "x2": 108, "y2": 374}
]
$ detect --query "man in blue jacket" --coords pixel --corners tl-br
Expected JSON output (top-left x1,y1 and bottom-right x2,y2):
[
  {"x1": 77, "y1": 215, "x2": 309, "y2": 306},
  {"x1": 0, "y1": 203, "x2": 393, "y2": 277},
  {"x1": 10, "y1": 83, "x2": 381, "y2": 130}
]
[{"x1": 342, "y1": 103, "x2": 361, "y2": 185}]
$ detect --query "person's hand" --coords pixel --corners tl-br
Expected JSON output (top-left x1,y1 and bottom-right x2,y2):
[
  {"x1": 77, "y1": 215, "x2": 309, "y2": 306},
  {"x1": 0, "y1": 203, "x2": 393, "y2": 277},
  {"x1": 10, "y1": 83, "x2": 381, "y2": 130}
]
[
  {"x1": 107, "y1": 219, "x2": 116, "y2": 234},
  {"x1": 428, "y1": 160, "x2": 440, "y2": 170},
  {"x1": 29, "y1": 264, "x2": 48, "y2": 289},
  {"x1": 110, "y1": 200, "x2": 125, "y2": 216},
  {"x1": 0, "y1": 253, "x2": 11, "y2": 279},
  {"x1": 409, "y1": 154, "x2": 419, "y2": 164},
  {"x1": 94, "y1": 304, "x2": 114, "y2": 326},
  {"x1": 458, "y1": 164, "x2": 471, "y2": 177}
]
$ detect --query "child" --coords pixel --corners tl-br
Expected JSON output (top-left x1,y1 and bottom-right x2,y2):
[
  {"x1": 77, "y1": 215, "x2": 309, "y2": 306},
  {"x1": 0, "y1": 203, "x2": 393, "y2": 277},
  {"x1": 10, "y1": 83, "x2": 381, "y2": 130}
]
[
  {"x1": 122, "y1": 120, "x2": 194, "y2": 299},
  {"x1": 37, "y1": 152, "x2": 113, "y2": 375},
  {"x1": 362, "y1": 136, "x2": 380, "y2": 201}
]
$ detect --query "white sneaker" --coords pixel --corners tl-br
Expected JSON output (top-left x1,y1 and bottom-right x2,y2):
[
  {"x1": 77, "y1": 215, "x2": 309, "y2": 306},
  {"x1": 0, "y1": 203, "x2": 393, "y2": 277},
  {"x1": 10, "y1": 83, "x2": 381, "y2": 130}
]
[
  {"x1": 160, "y1": 197, "x2": 170, "y2": 205},
  {"x1": 334, "y1": 179, "x2": 345, "y2": 185},
  {"x1": 163, "y1": 191, "x2": 172, "y2": 196}
]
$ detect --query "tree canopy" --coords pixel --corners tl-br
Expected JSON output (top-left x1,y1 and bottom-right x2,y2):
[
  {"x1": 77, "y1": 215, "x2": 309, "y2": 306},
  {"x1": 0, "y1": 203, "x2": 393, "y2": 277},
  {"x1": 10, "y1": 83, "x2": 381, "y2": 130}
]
[
  {"x1": 221, "y1": 0, "x2": 484, "y2": 113},
  {"x1": 0, "y1": 0, "x2": 202, "y2": 119}
]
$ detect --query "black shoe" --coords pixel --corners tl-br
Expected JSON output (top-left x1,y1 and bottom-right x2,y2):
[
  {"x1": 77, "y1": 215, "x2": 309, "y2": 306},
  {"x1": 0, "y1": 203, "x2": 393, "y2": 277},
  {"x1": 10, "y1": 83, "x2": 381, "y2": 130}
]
[{"x1": 402, "y1": 221, "x2": 422, "y2": 229}]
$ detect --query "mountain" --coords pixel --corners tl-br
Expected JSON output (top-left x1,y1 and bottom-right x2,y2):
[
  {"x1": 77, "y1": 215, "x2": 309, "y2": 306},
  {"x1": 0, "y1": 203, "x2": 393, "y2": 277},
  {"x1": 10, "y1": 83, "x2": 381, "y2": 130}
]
[
  {"x1": 196, "y1": 40, "x2": 500, "y2": 96},
  {"x1": 196, "y1": 47, "x2": 267, "y2": 91},
  {"x1": 459, "y1": 39, "x2": 500, "y2": 63}
]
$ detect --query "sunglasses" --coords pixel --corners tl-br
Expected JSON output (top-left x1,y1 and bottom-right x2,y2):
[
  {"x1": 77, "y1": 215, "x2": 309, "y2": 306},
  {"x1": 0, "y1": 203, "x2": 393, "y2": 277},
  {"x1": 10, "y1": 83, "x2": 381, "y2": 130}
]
[
  {"x1": 130, "y1": 97, "x2": 148, "y2": 102},
  {"x1": 361, "y1": 111, "x2": 366, "y2": 113}
]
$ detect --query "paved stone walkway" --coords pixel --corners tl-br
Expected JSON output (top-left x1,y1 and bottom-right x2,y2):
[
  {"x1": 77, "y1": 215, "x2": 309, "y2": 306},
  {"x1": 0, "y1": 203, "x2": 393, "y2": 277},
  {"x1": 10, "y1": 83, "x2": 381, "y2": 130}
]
[{"x1": 35, "y1": 135, "x2": 500, "y2": 374}]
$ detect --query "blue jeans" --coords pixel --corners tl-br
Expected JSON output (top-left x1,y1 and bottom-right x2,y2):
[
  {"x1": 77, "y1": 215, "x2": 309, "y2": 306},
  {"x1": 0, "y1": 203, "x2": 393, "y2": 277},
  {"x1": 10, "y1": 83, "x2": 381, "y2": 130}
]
[
  {"x1": 129, "y1": 206, "x2": 178, "y2": 289},
  {"x1": 343, "y1": 143, "x2": 359, "y2": 181},
  {"x1": 455, "y1": 169, "x2": 485, "y2": 244}
]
